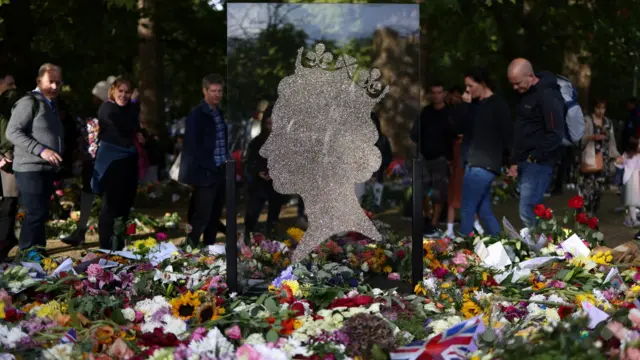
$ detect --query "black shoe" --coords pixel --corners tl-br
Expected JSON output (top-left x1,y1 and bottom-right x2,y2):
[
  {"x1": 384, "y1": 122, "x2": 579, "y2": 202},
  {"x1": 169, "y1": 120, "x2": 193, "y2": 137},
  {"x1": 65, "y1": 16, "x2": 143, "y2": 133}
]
[{"x1": 61, "y1": 227, "x2": 87, "y2": 246}]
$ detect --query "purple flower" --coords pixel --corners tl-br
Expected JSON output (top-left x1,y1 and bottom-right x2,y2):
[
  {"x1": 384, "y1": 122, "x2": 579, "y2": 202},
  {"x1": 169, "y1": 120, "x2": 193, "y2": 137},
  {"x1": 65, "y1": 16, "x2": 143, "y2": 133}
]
[
  {"x1": 150, "y1": 306, "x2": 172, "y2": 322},
  {"x1": 173, "y1": 344, "x2": 193, "y2": 360},
  {"x1": 86, "y1": 264, "x2": 103, "y2": 279},
  {"x1": 271, "y1": 266, "x2": 296, "y2": 288}
]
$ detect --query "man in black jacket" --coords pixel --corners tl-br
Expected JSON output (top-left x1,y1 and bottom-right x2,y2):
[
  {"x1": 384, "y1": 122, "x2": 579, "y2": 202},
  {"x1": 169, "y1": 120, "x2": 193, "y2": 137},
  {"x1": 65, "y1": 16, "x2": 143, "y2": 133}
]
[
  {"x1": 507, "y1": 58, "x2": 565, "y2": 229},
  {"x1": 411, "y1": 82, "x2": 454, "y2": 237}
]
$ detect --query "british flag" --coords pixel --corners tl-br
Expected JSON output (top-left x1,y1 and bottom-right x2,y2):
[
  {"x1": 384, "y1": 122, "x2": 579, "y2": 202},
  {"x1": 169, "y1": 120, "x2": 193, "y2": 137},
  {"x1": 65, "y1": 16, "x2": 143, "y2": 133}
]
[
  {"x1": 60, "y1": 328, "x2": 77, "y2": 344},
  {"x1": 390, "y1": 317, "x2": 482, "y2": 360}
]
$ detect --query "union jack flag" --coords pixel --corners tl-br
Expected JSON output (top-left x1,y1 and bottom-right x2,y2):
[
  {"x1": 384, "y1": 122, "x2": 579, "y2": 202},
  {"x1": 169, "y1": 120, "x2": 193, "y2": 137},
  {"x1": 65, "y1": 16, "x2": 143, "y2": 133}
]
[
  {"x1": 390, "y1": 317, "x2": 482, "y2": 360},
  {"x1": 60, "y1": 328, "x2": 77, "y2": 344}
]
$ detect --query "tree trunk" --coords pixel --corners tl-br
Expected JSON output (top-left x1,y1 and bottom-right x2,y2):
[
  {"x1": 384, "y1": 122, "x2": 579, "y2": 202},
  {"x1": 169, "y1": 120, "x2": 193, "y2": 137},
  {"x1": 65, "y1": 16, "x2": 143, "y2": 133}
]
[{"x1": 137, "y1": 0, "x2": 165, "y2": 138}]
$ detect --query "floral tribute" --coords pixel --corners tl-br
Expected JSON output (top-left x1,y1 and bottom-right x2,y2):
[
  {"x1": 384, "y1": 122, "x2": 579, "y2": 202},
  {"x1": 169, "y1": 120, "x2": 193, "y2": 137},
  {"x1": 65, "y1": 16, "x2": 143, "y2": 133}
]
[{"x1": 3, "y1": 196, "x2": 640, "y2": 359}]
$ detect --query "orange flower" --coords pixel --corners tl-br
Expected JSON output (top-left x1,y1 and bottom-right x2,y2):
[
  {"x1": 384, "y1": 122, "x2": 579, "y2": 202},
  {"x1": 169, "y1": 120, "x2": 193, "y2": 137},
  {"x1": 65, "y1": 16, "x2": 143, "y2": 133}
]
[
  {"x1": 281, "y1": 318, "x2": 296, "y2": 335},
  {"x1": 93, "y1": 325, "x2": 115, "y2": 345}
]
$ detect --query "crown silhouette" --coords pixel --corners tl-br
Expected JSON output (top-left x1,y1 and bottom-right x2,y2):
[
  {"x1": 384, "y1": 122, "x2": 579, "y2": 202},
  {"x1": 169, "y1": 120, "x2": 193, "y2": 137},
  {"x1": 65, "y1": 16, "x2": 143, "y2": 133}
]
[{"x1": 295, "y1": 43, "x2": 389, "y2": 103}]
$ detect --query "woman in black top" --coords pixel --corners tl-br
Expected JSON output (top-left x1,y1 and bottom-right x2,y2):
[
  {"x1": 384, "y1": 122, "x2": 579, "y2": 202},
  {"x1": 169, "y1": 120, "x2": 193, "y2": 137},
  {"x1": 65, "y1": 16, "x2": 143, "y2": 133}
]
[
  {"x1": 92, "y1": 77, "x2": 143, "y2": 250},
  {"x1": 459, "y1": 68, "x2": 513, "y2": 236},
  {"x1": 244, "y1": 105, "x2": 285, "y2": 237}
]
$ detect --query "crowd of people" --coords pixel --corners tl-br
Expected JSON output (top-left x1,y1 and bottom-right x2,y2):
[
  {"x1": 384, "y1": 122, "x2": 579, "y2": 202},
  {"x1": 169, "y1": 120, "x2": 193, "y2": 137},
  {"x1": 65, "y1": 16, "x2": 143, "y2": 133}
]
[
  {"x1": 0, "y1": 56, "x2": 640, "y2": 262},
  {"x1": 414, "y1": 57, "x2": 640, "y2": 241}
]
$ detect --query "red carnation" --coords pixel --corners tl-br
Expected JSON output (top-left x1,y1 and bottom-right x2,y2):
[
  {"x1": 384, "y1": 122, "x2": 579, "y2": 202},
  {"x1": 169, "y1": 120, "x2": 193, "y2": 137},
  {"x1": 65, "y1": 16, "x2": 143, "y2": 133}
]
[
  {"x1": 568, "y1": 195, "x2": 584, "y2": 210},
  {"x1": 587, "y1": 217, "x2": 599, "y2": 230},
  {"x1": 544, "y1": 208, "x2": 553, "y2": 220},
  {"x1": 575, "y1": 212, "x2": 588, "y2": 225},
  {"x1": 533, "y1": 204, "x2": 546, "y2": 218},
  {"x1": 125, "y1": 223, "x2": 137, "y2": 235}
]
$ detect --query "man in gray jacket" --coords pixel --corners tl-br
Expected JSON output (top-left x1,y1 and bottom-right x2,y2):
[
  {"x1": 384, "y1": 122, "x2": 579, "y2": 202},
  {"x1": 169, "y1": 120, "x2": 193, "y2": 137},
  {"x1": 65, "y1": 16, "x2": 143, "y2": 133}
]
[{"x1": 6, "y1": 63, "x2": 64, "y2": 259}]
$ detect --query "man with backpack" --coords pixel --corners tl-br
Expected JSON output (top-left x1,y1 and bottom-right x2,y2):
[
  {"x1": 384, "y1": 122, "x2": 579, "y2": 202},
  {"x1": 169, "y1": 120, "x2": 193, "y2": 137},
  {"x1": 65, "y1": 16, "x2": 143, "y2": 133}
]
[
  {"x1": 6, "y1": 63, "x2": 65, "y2": 260},
  {"x1": 507, "y1": 58, "x2": 567, "y2": 230}
]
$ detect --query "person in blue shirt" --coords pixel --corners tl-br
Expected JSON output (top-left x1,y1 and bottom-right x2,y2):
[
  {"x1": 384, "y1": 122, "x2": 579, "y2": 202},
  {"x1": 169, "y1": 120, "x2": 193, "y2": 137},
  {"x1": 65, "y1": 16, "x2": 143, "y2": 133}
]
[{"x1": 179, "y1": 74, "x2": 229, "y2": 246}]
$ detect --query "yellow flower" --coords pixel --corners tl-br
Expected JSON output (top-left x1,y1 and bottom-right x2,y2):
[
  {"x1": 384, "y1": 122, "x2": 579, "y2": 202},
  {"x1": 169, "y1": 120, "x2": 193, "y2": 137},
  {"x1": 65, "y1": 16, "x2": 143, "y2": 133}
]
[
  {"x1": 194, "y1": 302, "x2": 222, "y2": 322},
  {"x1": 481, "y1": 272, "x2": 488, "y2": 281},
  {"x1": 576, "y1": 293, "x2": 596, "y2": 305},
  {"x1": 293, "y1": 319, "x2": 303, "y2": 329},
  {"x1": 590, "y1": 251, "x2": 613, "y2": 265},
  {"x1": 170, "y1": 291, "x2": 201, "y2": 320},
  {"x1": 461, "y1": 300, "x2": 482, "y2": 319},
  {"x1": 383, "y1": 265, "x2": 393, "y2": 273},
  {"x1": 128, "y1": 237, "x2": 157, "y2": 251},
  {"x1": 42, "y1": 258, "x2": 58, "y2": 272},
  {"x1": 35, "y1": 300, "x2": 66, "y2": 319},
  {"x1": 0, "y1": 302, "x2": 5, "y2": 320},
  {"x1": 286, "y1": 228, "x2": 304, "y2": 243},
  {"x1": 441, "y1": 282, "x2": 451, "y2": 289},
  {"x1": 414, "y1": 282, "x2": 427, "y2": 296},
  {"x1": 281, "y1": 280, "x2": 301, "y2": 296},
  {"x1": 284, "y1": 240, "x2": 292, "y2": 248},
  {"x1": 471, "y1": 356, "x2": 480, "y2": 360}
]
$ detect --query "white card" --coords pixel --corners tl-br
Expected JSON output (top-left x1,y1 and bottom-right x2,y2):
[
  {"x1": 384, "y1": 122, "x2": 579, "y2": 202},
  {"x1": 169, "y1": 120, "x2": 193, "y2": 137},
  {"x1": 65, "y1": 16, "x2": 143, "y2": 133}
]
[
  {"x1": 20, "y1": 262, "x2": 45, "y2": 274},
  {"x1": 481, "y1": 242, "x2": 512, "y2": 270},
  {"x1": 561, "y1": 234, "x2": 591, "y2": 258},
  {"x1": 50, "y1": 258, "x2": 77, "y2": 277},
  {"x1": 519, "y1": 256, "x2": 563, "y2": 269},
  {"x1": 208, "y1": 244, "x2": 226, "y2": 255},
  {"x1": 582, "y1": 301, "x2": 610, "y2": 329},
  {"x1": 474, "y1": 241, "x2": 489, "y2": 261}
]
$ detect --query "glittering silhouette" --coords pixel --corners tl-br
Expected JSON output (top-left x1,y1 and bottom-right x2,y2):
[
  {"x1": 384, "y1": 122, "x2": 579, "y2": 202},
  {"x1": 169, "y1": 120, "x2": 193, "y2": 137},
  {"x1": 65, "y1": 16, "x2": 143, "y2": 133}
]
[{"x1": 261, "y1": 44, "x2": 389, "y2": 263}]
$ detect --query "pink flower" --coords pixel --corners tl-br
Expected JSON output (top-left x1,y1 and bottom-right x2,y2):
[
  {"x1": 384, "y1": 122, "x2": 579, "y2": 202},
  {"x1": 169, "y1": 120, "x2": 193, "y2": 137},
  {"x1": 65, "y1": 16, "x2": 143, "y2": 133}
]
[
  {"x1": 433, "y1": 267, "x2": 449, "y2": 279},
  {"x1": 53, "y1": 181, "x2": 61, "y2": 188},
  {"x1": 387, "y1": 272, "x2": 401, "y2": 281},
  {"x1": 189, "y1": 327, "x2": 207, "y2": 342},
  {"x1": 0, "y1": 289, "x2": 12, "y2": 306},
  {"x1": 225, "y1": 324, "x2": 242, "y2": 340},
  {"x1": 236, "y1": 344, "x2": 262, "y2": 360},
  {"x1": 87, "y1": 264, "x2": 104, "y2": 279},
  {"x1": 451, "y1": 252, "x2": 469, "y2": 267},
  {"x1": 548, "y1": 280, "x2": 566, "y2": 289},
  {"x1": 55, "y1": 189, "x2": 64, "y2": 197},
  {"x1": 630, "y1": 308, "x2": 640, "y2": 328},
  {"x1": 134, "y1": 311, "x2": 145, "y2": 323},
  {"x1": 155, "y1": 232, "x2": 168, "y2": 241}
]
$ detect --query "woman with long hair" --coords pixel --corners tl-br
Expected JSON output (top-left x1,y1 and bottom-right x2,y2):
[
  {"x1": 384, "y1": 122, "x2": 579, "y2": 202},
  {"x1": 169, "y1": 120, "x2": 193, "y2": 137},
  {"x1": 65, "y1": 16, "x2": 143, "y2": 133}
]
[
  {"x1": 578, "y1": 99, "x2": 620, "y2": 215},
  {"x1": 459, "y1": 68, "x2": 513, "y2": 236},
  {"x1": 92, "y1": 77, "x2": 144, "y2": 250}
]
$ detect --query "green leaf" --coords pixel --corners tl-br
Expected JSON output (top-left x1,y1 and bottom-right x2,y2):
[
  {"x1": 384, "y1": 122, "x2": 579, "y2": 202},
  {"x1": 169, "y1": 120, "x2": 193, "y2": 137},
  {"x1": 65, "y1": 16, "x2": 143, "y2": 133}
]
[
  {"x1": 266, "y1": 329, "x2": 279, "y2": 343},
  {"x1": 482, "y1": 328, "x2": 497, "y2": 342},
  {"x1": 110, "y1": 309, "x2": 126, "y2": 325},
  {"x1": 265, "y1": 298, "x2": 278, "y2": 314}
]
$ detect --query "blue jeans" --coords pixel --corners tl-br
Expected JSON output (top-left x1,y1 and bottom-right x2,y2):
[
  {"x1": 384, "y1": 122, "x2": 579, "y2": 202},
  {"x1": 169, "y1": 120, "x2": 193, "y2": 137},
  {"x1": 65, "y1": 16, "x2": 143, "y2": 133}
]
[
  {"x1": 15, "y1": 171, "x2": 55, "y2": 250},
  {"x1": 519, "y1": 162, "x2": 554, "y2": 228},
  {"x1": 460, "y1": 166, "x2": 501, "y2": 236}
]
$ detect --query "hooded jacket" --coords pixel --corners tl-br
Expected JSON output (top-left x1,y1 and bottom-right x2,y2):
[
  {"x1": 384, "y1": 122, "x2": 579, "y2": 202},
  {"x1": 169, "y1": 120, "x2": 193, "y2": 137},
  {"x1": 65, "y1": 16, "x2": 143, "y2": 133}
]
[{"x1": 511, "y1": 71, "x2": 565, "y2": 165}]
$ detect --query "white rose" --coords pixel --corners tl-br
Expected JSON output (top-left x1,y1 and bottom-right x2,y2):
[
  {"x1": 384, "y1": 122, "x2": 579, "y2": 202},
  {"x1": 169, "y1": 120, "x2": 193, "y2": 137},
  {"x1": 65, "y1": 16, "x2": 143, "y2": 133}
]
[{"x1": 122, "y1": 308, "x2": 136, "y2": 322}]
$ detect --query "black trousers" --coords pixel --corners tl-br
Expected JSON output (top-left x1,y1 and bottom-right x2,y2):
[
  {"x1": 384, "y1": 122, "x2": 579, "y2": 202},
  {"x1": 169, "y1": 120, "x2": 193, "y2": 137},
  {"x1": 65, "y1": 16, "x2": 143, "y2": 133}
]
[
  {"x1": 15, "y1": 170, "x2": 55, "y2": 250},
  {"x1": 187, "y1": 176, "x2": 226, "y2": 246},
  {"x1": 0, "y1": 197, "x2": 18, "y2": 259},
  {"x1": 98, "y1": 157, "x2": 138, "y2": 250},
  {"x1": 244, "y1": 183, "x2": 285, "y2": 234}
]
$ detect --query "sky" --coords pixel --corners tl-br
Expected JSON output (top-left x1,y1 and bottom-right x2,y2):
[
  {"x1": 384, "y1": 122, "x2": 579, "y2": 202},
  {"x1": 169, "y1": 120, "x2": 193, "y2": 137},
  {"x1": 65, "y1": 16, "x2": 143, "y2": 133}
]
[{"x1": 227, "y1": 3, "x2": 420, "y2": 44}]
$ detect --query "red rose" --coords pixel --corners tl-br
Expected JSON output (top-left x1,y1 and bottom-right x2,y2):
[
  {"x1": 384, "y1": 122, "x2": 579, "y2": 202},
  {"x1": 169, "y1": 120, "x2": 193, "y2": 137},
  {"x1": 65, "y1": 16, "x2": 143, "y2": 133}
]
[
  {"x1": 558, "y1": 305, "x2": 574, "y2": 320},
  {"x1": 587, "y1": 217, "x2": 599, "y2": 230},
  {"x1": 575, "y1": 212, "x2": 588, "y2": 225},
  {"x1": 544, "y1": 208, "x2": 553, "y2": 220},
  {"x1": 354, "y1": 295, "x2": 374, "y2": 306},
  {"x1": 568, "y1": 195, "x2": 584, "y2": 209},
  {"x1": 291, "y1": 302, "x2": 305, "y2": 317},
  {"x1": 125, "y1": 223, "x2": 137, "y2": 235},
  {"x1": 533, "y1": 204, "x2": 546, "y2": 218}
]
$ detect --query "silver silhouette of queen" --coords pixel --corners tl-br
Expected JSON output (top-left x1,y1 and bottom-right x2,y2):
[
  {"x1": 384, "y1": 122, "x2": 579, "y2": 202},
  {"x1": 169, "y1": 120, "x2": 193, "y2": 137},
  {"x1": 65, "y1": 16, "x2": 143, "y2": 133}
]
[{"x1": 261, "y1": 43, "x2": 389, "y2": 263}]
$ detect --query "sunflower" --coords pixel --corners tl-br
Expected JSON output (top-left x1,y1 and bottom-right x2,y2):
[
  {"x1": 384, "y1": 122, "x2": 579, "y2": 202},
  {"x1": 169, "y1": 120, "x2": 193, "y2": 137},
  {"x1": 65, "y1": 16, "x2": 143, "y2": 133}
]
[
  {"x1": 170, "y1": 291, "x2": 201, "y2": 320},
  {"x1": 461, "y1": 300, "x2": 482, "y2": 319},
  {"x1": 194, "y1": 302, "x2": 223, "y2": 323}
]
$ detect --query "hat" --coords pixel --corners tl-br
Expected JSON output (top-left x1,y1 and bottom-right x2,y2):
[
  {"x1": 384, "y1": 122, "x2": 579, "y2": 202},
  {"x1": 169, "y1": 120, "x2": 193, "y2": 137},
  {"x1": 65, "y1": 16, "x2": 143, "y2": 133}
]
[{"x1": 91, "y1": 75, "x2": 117, "y2": 102}]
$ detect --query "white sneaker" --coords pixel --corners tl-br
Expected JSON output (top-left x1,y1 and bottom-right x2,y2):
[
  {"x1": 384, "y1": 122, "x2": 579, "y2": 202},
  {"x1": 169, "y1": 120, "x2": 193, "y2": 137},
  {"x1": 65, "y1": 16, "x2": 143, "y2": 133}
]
[{"x1": 445, "y1": 230, "x2": 455, "y2": 239}]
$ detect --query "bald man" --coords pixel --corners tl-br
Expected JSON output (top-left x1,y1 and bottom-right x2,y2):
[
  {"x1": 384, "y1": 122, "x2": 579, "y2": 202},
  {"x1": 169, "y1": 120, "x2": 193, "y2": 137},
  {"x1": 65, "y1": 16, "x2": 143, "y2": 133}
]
[{"x1": 506, "y1": 58, "x2": 565, "y2": 229}]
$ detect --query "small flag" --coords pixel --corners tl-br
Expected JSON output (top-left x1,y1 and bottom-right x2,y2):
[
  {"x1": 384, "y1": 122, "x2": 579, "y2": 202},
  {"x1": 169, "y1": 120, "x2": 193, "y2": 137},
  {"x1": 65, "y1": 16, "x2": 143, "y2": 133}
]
[
  {"x1": 60, "y1": 328, "x2": 77, "y2": 344},
  {"x1": 390, "y1": 317, "x2": 482, "y2": 360}
]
